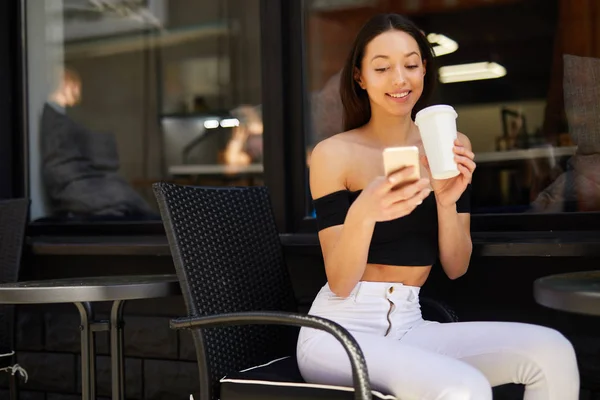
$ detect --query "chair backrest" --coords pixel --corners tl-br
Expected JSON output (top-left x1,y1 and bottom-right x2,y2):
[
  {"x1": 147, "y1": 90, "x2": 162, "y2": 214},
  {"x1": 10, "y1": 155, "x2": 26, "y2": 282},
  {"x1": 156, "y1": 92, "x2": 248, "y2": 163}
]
[
  {"x1": 0, "y1": 198, "x2": 29, "y2": 365},
  {"x1": 153, "y1": 183, "x2": 298, "y2": 399}
]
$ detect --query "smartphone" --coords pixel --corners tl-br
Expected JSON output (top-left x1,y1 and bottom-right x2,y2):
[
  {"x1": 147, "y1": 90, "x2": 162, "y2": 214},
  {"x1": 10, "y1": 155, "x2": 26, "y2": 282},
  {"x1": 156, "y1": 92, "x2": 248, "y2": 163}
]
[{"x1": 382, "y1": 146, "x2": 421, "y2": 181}]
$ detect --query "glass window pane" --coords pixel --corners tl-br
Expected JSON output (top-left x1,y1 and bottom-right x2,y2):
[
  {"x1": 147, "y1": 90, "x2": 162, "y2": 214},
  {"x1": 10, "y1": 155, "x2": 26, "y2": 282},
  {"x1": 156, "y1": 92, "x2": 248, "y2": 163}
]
[
  {"x1": 304, "y1": 0, "x2": 600, "y2": 216},
  {"x1": 26, "y1": 0, "x2": 263, "y2": 222}
]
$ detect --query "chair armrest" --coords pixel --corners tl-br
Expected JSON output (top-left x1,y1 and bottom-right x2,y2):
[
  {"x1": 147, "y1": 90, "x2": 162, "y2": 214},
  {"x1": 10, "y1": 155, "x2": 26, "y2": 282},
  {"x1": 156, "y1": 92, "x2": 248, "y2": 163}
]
[
  {"x1": 171, "y1": 311, "x2": 372, "y2": 400},
  {"x1": 420, "y1": 296, "x2": 459, "y2": 323}
]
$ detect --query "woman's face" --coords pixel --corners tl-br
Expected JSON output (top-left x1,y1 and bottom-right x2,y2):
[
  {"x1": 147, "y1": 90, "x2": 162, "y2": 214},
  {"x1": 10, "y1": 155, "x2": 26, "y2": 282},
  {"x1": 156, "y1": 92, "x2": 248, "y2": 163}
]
[{"x1": 356, "y1": 30, "x2": 426, "y2": 117}]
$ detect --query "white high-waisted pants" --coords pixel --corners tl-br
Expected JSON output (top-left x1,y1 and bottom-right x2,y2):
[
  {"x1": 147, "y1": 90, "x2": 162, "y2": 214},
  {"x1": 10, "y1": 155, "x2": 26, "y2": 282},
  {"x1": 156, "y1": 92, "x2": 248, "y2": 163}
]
[{"x1": 296, "y1": 281, "x2": 579, "y2": 400}]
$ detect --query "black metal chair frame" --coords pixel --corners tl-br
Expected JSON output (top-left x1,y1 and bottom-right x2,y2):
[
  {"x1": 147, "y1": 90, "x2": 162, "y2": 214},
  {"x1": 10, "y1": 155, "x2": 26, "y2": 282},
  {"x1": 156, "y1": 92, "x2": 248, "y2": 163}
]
[{"x1": 0, "y1": 198, "x2": 29, "y2": 400}]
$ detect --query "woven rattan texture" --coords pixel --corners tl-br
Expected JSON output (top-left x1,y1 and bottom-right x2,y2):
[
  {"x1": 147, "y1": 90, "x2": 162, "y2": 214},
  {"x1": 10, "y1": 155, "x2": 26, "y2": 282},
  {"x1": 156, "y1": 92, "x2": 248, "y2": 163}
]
[{"x1": 154, "y1": 183, "x2": 298, "y2": 398}]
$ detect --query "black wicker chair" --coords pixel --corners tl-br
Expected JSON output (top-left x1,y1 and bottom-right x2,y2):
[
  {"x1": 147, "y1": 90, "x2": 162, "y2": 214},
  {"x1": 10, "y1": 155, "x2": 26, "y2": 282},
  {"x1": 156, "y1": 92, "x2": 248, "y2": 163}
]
[
  {"x1": 153, "y1": 183, "x2": 458, "y2": 400},
  {"x1": 0, "y1": 198, "x2": 29, "y2": 400}
]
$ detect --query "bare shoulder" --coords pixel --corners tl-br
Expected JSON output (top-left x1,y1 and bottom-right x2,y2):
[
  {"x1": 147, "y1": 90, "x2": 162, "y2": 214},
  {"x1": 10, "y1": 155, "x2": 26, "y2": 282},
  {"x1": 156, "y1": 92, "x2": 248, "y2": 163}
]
[
  {"x1": 309, "y1": 133, "x2": 355, "y2": 199},
  {"x1": 313, "y1": 133, "x2": 350, "y2": 154},
  {"x1": 311, "y1": 135, "x2": 352, "y2": 168},
  {"x1": 457, "y1": 132, "x2": 472, "y2": 151}
]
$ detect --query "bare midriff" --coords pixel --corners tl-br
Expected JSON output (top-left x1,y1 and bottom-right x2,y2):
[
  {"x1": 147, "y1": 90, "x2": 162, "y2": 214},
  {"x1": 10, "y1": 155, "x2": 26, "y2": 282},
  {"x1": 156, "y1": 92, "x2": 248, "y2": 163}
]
[{"x1": 361, "y1": 264, "x2": 432, "y2": 287}]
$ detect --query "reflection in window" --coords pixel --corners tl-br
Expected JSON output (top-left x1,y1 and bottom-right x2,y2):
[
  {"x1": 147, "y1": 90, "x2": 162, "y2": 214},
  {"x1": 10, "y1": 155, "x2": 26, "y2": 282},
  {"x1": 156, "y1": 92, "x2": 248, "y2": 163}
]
[
  {"x1": 532, "y1": 54, "x2": 600, "y2": 213},
  {"x1": 26, "y1": 0, "x2": 263, "y2": 222},
  {"x1": 304, "y1": 0, "x2": 600, "y2": 215}
]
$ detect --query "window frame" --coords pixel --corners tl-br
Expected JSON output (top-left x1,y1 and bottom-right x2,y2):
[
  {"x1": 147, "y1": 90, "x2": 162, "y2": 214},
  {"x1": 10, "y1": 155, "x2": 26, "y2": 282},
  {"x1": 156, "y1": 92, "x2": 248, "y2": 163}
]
[
  {"x1": 0, "y1": 0, "x2": 26, "y2": 200},
  {"x1": 284, "y1": 0, "x2": 600, "y2": 234},
  {"x1": 260, "y1": 0, "x2": 313, "y2": 233},
  {"x1": 4, "y1": 0, "x2": 600, "y2": 235},
  {"x1": 10, "y1": 0, "x2": 288, "y2": 234}
]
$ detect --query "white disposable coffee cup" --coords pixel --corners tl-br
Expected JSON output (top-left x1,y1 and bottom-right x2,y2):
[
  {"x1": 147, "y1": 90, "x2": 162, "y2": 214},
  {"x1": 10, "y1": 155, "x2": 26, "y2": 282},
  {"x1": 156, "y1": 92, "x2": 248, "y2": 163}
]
[{"x1": 415, "y1": 105, "x2": 460, "y2": 180}]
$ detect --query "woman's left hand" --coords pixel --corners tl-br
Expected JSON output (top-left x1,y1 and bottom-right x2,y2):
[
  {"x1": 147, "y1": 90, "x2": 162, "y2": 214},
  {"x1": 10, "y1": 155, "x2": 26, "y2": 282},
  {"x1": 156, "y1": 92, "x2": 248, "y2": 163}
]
[{"x1": 422, "y1": 138, "x2": 476, "y2": 208}]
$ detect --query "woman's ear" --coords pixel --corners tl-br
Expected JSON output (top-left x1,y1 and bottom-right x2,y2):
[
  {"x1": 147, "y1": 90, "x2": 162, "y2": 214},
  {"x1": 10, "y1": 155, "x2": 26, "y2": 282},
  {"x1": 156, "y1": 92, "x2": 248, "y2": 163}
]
[
  {"x1": 422, "y1": 59, "x2": 427, "y2": 76},
  {"x1": 354, "y1": 67, "x2": 365, "y2": 89}
]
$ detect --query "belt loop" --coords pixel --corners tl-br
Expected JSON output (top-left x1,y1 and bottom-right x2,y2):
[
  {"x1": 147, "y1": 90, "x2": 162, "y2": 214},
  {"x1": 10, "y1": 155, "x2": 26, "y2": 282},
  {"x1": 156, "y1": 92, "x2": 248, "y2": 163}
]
[
  {"x1": 353, "y1": 282, "x2": 362, "y2": 302},
  {"x1": 410, "y1": 287, "x2": 419, "y2": 302}
]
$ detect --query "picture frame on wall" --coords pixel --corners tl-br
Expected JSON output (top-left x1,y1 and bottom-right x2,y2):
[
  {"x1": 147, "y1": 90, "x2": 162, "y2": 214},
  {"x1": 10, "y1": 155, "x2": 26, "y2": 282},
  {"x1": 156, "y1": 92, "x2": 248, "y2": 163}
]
[{"x1": 501, "y1": 107, "x2": 529, "y2": 150}]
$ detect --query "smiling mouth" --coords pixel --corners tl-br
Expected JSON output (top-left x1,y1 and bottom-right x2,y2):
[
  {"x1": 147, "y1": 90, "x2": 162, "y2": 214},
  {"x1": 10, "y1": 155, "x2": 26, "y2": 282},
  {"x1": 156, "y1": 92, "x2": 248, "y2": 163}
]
[{"x1": 387, "y1": 91, "x2": 411, "y2": 99}]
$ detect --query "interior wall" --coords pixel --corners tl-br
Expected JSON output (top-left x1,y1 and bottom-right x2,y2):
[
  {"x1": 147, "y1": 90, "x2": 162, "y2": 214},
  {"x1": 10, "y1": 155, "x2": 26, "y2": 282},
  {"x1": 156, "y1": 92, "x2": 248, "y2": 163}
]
[{"x1": 456, "y1": 100, "x2": 547, "y2": 153}]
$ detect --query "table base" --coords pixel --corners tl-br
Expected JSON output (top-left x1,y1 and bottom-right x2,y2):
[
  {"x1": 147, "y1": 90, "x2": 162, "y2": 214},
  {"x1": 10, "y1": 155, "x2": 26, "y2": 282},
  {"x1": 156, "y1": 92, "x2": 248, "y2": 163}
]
[{"x1": 74, "y1": 300, "x2": 125, "y2": 400}]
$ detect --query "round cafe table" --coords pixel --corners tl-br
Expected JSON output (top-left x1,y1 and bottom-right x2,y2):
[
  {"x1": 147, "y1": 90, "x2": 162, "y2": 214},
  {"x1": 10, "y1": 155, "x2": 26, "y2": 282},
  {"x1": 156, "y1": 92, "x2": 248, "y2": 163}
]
[
  {"x1": 534, "y1": 270, "x2": 600, "y2": 316},
  {"x1": 0, "y1": 274, "x2": 181, "y2": 400}
]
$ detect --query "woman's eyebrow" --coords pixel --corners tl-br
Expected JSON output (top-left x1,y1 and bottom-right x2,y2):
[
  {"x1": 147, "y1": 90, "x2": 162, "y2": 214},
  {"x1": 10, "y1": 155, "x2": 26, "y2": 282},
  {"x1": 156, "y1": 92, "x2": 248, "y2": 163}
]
[
  {"x1": 370, "y1": 55, "x2": 389, "y2": 61},
  {"x1": 370, "y1": 51, "x2": 420, "y2": 62}
]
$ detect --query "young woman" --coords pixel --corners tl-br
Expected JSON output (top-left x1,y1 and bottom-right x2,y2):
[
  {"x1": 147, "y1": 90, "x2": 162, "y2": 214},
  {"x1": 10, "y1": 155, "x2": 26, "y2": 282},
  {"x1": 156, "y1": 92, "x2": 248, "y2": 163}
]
[{"x1": 297, "y1": 14, "x2": 579, "y2": 400}]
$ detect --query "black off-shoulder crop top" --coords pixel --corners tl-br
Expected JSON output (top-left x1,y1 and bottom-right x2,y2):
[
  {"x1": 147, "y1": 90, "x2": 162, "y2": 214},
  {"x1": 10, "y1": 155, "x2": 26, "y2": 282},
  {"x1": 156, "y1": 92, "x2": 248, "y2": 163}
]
[{"x1": 313, "y1": 185, "x2": 471, "y2": 266}]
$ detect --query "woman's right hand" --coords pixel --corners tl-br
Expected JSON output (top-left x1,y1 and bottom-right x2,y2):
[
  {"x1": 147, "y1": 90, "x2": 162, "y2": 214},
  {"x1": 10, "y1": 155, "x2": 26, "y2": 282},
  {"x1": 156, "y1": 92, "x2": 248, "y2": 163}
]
[{"x1": 353, "y1": 167, "x2": 431, "y2": 223}]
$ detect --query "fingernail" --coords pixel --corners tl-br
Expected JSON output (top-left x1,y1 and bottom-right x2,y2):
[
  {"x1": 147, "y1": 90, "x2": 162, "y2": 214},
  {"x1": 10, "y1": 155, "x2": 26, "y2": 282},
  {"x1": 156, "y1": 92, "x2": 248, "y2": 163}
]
[{"x1": 416, "y1": 200, "x2": 422, "y2": 205}]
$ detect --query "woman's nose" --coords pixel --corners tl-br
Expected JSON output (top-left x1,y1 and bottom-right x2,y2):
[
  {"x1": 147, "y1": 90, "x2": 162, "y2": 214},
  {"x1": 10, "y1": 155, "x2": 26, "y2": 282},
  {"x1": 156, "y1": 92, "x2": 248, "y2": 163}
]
[{"x1": 392, "y1": 68, "x2": 406, "y2": 86}]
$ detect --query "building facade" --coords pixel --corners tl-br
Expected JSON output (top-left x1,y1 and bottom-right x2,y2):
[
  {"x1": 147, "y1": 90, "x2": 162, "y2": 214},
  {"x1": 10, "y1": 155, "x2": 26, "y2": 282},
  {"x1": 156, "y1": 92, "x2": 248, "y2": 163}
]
[{"x1": 1, "y1": 0, "x2": 600, "y2": 399}]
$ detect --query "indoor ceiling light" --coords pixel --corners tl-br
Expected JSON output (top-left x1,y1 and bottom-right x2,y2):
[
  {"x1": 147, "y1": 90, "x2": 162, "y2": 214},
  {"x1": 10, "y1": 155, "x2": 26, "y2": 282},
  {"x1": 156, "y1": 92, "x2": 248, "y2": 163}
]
[
  {"x1": 203, "y1": 118, "x2": 240, "y2": 129},
  {"x1": 220, "y1": 118, "x2": 240, "y2": 128},
  {"x1": 439, "y1": 62, "x2": 507, "y2": 83},
  {"x1": 427, "y1": 33, "x2": 458, "y2": 57},
  {"x1": 204, "y1": 119, "x2": 220, "y2": 129}
]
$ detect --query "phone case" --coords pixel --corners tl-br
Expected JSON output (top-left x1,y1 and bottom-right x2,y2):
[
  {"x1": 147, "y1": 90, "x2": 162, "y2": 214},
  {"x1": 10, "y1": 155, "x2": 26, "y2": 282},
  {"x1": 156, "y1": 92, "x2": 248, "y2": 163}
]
[{"x1": 382, "y1": 146, "x2": 421, "y2": 181}]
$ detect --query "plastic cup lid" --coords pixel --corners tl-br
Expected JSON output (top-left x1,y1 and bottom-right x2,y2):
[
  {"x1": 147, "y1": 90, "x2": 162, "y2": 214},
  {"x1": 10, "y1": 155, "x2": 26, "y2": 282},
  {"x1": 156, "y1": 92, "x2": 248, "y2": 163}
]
[{"x1": 415, "y1": 105, "x2": 457, "y2": 124}]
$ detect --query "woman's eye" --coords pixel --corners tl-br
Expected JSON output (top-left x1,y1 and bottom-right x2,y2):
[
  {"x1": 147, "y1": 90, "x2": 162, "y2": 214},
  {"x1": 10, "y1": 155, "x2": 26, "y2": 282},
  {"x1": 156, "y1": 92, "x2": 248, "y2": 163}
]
[
  {"x1": 375, "y1": 67, "x2": 388, "y2": 72},
  {"x1": 406, "y1": 65, "x2": 418, "y2": 69}
]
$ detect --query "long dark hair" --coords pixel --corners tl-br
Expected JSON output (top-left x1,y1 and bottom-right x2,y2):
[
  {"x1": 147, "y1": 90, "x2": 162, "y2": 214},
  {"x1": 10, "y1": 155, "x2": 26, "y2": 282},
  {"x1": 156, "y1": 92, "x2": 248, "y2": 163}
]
[{"x1": 340, "y1": 14, "x2": 437, "y2": 131}]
